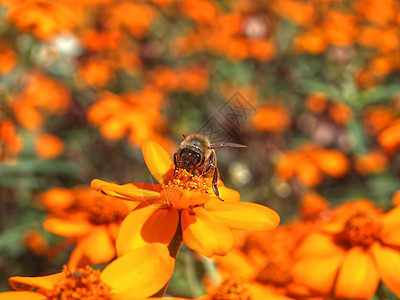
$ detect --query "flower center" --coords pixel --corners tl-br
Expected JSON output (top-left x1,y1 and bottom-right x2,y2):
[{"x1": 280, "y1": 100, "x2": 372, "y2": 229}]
[
  {"x1": 209, "y1": 278, "x2": 251, "y2": 300},
  {"x1": 164, "y1": 168, "x2": 209, "y2": 193},
  {"x1": 47, "y1": 266, "x2": 111, "y2": 300},
  {"x1": 334, "y1": 212, "x2": 382, "y2": 249},
  {"x1": 86, "y1": 196, "x2": 130, "y2": 225},
  {"x1": 255, "y1": 252, "x2": 292, "y2": 286}
]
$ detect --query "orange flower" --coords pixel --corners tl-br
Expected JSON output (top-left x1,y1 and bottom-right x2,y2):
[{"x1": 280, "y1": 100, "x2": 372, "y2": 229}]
[
  {"x1": 11, "y1": 74, "x2": 71, "y2": 130},
  {"x1": 41, "y1": 186, "x2": 135, "y2": 271},
  {"x1": 112, "y1": 2, "x2": 156, "y2": 38},
  {"x1": 0, "y1": 244, "x2": 175, "y2": 300},
  {"x1": 292, "y1": 200, "x2": 400, "y2": 298},
  {"x1": 328, "y1": 102, "x2": 353, "y2": 125},
  {"x1": 77, "y1": 56, "x2": 116, "y2": 88},
  {"x1": 3, "y1": 0, "x2": 81, "y2": 40},
  {"x1": 0, "y1": 119, "x2": 23, "y2": 162},
  {"x1": 35, "y1": 134, "x2": 64, "y2": 159},
  {"x1": 181, "y1": 0, "x2": 218, "y2": 23},
  {"x1": 87, "y1": 88, "x2": 172, "y2": 149},
  {"x1": 378, "y1": 120, "x2": 400, "y2": 156},
  {"x1": 355, "y1": 151, "x2": 388, "y2": 175},
  {"x1": 276, "y1": 144, "x2": 349, "y2": 187},
  {"x1": 92, "y1": 141, "x2": 280, "y2": 258},
  {"x1": 362, "y1": 105, "x2": 395, "y2": 135},
  {"x1": 305, "y1": 93, "x2": 329, "y2": 114},
  {"x1": 0, "y1": 43, "x2": 17, "y2": 75},
  {"x1": 252, "y1": 102, "x2": 291, "y2": 132}
]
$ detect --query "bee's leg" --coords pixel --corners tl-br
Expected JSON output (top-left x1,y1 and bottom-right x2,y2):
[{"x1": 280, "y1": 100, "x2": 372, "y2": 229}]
[
  {"x1": 173, "y1": 153, "x2": 178, "y2": 177},
  {"x1": 212, "y1": 168, "x2": 223, "y2": 201},
  {"x1": 202, "y1": 153, "x2": 214, "y2": 175}
]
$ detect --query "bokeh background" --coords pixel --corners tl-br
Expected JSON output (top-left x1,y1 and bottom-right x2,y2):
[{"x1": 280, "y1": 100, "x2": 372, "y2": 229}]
[{"x1": 1, "y1": 0, "x2": 400, "y2": 298}]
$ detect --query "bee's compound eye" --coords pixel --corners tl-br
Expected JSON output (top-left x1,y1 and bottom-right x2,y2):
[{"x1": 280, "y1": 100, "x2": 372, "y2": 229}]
[{"x1": 194, "y1": 152, "x2": 201, "y2": 163}]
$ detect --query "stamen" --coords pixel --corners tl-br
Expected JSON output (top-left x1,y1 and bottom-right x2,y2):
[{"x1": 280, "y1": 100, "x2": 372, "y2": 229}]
[
  {"x1": 209, "y1": 278, "x2": 251, "y2": 300},
  {"x1": 334, "y1": 212, "x2": 382, "y2": 249},
  {"x1": 47, "y1": 265, "x2": 112, "y2": 300},
  {"x1": 165, "y1": 169, "x2": 209, "y2": 193}
]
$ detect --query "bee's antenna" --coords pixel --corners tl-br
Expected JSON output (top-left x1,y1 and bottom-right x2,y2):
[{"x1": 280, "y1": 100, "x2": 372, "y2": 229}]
[{"x1": 182, "y1": 134, "x2": 187, "y2": 139}]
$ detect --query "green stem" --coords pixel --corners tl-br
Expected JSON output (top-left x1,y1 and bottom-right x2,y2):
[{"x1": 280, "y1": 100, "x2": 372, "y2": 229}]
[{"x1": 151, "y1": 213, "x2": 183, "y2": 297}]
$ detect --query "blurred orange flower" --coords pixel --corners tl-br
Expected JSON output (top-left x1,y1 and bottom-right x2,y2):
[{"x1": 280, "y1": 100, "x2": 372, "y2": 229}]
[
  {"x1": 3, "y1": 0, "x2": 82, "y2": 40},
  {"x1": 87, "y1": 88, "x2": 171, "y2": 149},
  {"x1": 292, "y1": 200, "x2": 400, "y2": 298},
  {"x1": 0, "y1": 43, "x2": 17, "y2": 75},
  {"x1": 362, "y1": 105, "x2": 395, "y2": 135},
  {"x1": 35, "y1": 134, "x2": 64, "y2": 159},
  {"x1": 276, "y1": 144, "x2": 349, "y2": 187},
  {"x1": 305, "y1": 93, "x2": 329, "y2": 114},
  {"x1": 41, "y1": 186, "x2": 135, "y2": 271},
  {"x1": 355, "y1": 151, "x2": 388, "y2": 175},
  {"x1": 0, "y1": 244, "x2": 175, "y2": 300},
  {"x1": 0, "y1": 119, "x2": 23, "y2": 162},
  {"x1": 252, "y1": 102, "x2": 291, "y2": 133},
  {"x1": 378, "y1": 120, "x2": 400, "y2": 156},
  {"x1": 11, "y1": 74, "x2": 71, "y2": 130},
  {"x1": 92, "y1": 141, "x2": 280, "y2": 258}
]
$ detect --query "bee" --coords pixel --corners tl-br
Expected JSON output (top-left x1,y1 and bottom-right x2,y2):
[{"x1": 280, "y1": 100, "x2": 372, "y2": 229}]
[{"x1": 174, "y1": 134, "x2": 247, "y2": 200}]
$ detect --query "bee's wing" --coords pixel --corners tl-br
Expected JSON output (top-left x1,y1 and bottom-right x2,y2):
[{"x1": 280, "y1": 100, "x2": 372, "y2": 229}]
[{"x1": 209, "y1": 142, "x2": 247, "y2": 149}]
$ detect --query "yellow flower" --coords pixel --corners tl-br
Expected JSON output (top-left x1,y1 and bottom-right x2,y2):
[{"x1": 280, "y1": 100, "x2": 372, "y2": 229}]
[
  {"x1": 92, "y1": 141, "x2": 280, "y2": 258},
  {"x1": 0, "y1": 244, "x2": 174, "y2": 300}
]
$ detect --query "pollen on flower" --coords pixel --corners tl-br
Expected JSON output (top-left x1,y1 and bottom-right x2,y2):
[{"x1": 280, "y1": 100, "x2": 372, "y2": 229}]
[
  {"x1": 164, "y1": 168, "x2": 209, "y2": 193},
  {"x1": 47, "y1": 265, "x2": 112, "y2": 300},
  {"x1": 209, "y1": 278, "x2": 251, "y2": 300},
  {"x1": 334, "y1": 212, "x2": 382, "y2": 249},
  {"x1": 86, "y1": 196, "x2": 130, "y2": 225}
]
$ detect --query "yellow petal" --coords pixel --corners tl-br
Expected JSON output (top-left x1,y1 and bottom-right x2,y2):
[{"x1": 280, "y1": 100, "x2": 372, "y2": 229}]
[
  {"x1": 181, "y1": 207, "x2": 234, "y2": 257},
  {"x1": 0, "y1": 292, "x2": 46, "y2": 300},
  {"x1": 91, "y1": 179, "x2": 160, "y2": 201},
  {"x1": 295, "y1": 232, "x2": 340, "y2": 260},
  {"x1": 101, "y1": 244, "x2": 175, "y2": 298},
  {"x1": 371, "y1": 243, "x2": 400, "y2": 297},
  {"x1": 381, "y1": 207, "x2": 400, "y2": 246},
  {"x1": 68, "y1": 226, "x2": 116, "y2": 271},
  {"x1": 43, "y1": 218, "x2": 93, "y2": 237},
  {"x1": 334, "y1": 247, "x2": 379, "y2": 299},
  {"x1": 142, "y1": 141, "x2": 173, "y2": 185},
  {"x1": 116, "y1": 204, "x2": 178, "y2": 256},
  {"x1": 292, "y1": 247, "x2": 345, "y2": 296},
  {"x1": 9, "y1": 273, "x2": 64, "y2": 293},
  {"x1": 204, "y1": 201, "x2": 280, "y2": 231}
]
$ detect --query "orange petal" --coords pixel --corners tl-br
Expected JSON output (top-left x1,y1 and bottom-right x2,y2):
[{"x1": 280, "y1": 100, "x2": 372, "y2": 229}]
[
  {"x1": 292, "y1": 246, "x2": 345, "y2": 295},
  {"x1": 204, "y1": 201, "x2": 280, "y2": 231},
  {"x1": 91, "y1": 179, "x2": 160, "y2": 201},
  {"x1": 0, "y1": 291, "x2": 46, "y2": 300},
  {"x1": 142, "y1": 141, "x2": 173, "y2": 185},
  {"x1": 68, "y1": 226, "x2": 116, "y2": 271},
  {"x1": 181, "y1": 207, "x2": 234, "y2": 257},
  {"x1": 295, "y1": 232, "x2": 339, "y2": 260},
  {"x1": 43, "y1": 218, "x2": 93, "y2": 237},
  {"x1": 381, "y1": 207, "x2": 400, "y2": 246},
  {"x1": 9, "y1": 273, "x2": 64, "y2": 293},
  {"x1": 334, "y1": 247, "x2": 379, "y2": 299},
  {"x1": 116, "y1": 204, "x2": 178, "y2": 256},
  {"x1": 101, "y1": 244, "x2": 175, "y2": 298},
  {"x1": 371, "y1": 243, "x2": 400, "y2": 297}
]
